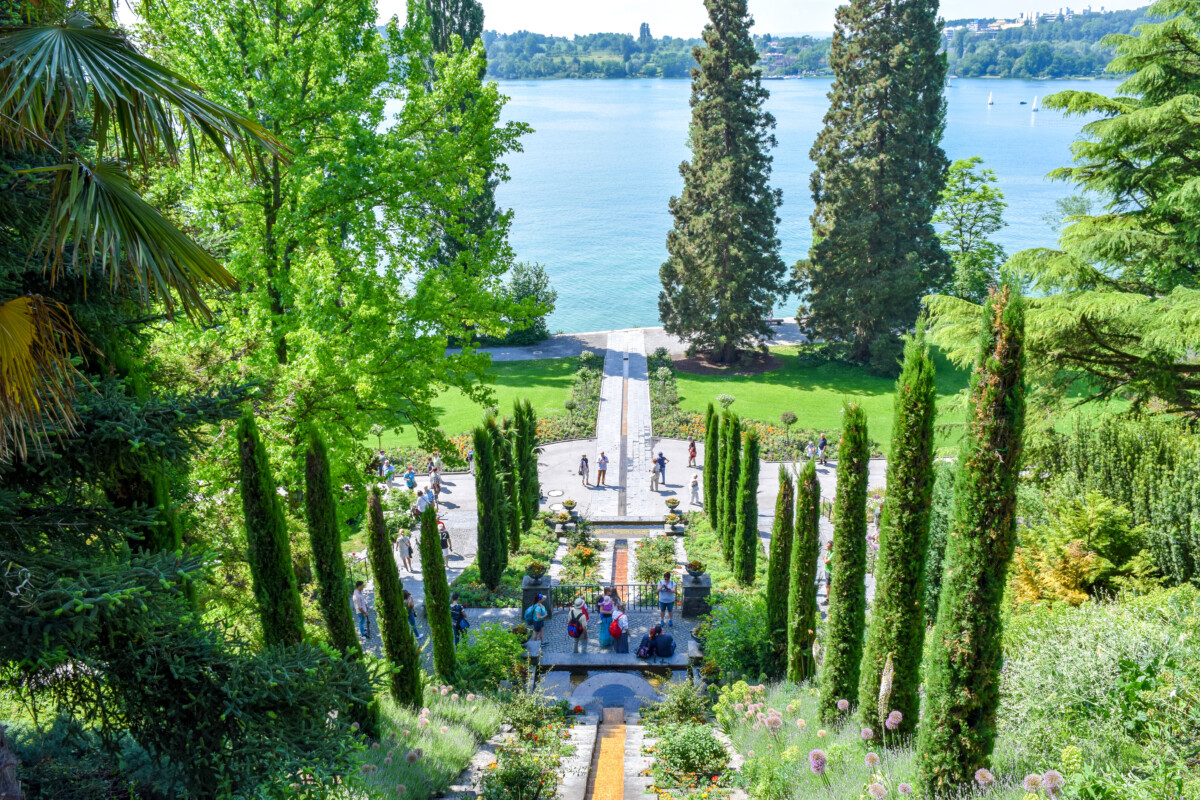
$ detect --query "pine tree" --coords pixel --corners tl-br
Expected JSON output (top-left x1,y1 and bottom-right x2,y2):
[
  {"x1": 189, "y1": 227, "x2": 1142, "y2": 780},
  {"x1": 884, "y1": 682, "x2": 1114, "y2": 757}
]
[
  {"x1": 788, "y1": 458, "x2": 822, "y2": 682},
  {"x1": 857, "y1": 328, "x2": 937, "y2": 737},
  {"x1": 818, "y1": 402, "x2": 869, "y2": 721},
  {"x1": 658, "y1": 0, "x2": 787, "y2": 364},
  {"x1": 720, "y1": 413, "x2": 741, "y2": 561},
  {"x1": 237, "y1": 413, "x2": 304, "y2": 647},
  {"x1": 495, "y1": 415, "x2": 521, "y2": 554},
  {"x1": 734, "y1": 431, "x2": 761, "y2": 585},
  {"x1": 419, "y1": 506, "x2": 456, "y2": 680},
  {"x1": 304, "y1": 430, "x2": 361, "y2": 659},
  {"x1": 474, "y1": 422, "x2": 507, "y2": 590},
  {"x1": 703, "y1": 404, "x2": 720, "y2": 526},
  {"x1": 367, "y1": 488, "x2": 422, "y2": 707},
  {"x1": 917, "y1": 285, "x2": 1025, "y2": 793},
  {"x1": 515, "y1": 399, "x2": 541, "y2": 548},
  {"x1": 798, "y1": 0, "x2": 949, "y2": 364},
  {"x1": 765, "y1": 465, "x2": 795, "y2": 676}
]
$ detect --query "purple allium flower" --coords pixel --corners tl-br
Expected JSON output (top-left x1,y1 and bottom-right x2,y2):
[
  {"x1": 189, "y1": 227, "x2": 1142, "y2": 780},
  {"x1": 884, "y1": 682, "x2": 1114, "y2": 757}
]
[
  {"x1": 975, "y1": 768, "x2": 995, "y2": 787},
  {"x1": 898, "y1": 783, "x2": 913, "y2": 796},
  {"x1": 861, "y1": 727, "x2": 875, "y2": 741},
  {"x1": 868, "y1": 782, "x2": 887, "y2": 799},
  {"x1": 1044, "y1": 769, "x2": 1065, "y2": 796},
  {"x1": 837, "y1": 699, "x2": 850, "y2": 712},
  {"x1": 1023, "y1": 773, "x2": 1044, "y2": 792},
  {"x1": 808, "y1": 749, "x2": 827, "y2": 776},
  {"x1": 886, "y1": 710, "x2": 903, "y2": 730},
  {"x1": 865, "y1": 751, "x2": 880, "y2": 767}
]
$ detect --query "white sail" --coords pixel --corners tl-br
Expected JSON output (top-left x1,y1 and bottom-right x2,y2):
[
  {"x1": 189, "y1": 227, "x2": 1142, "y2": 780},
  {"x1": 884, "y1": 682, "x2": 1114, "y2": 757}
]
[
  {"x1": 988, "y1": 92, "x2": 993, "y2": 105},
  {"x1": 1032, "y1": 95, "x2": 1039, "y2": 112}
]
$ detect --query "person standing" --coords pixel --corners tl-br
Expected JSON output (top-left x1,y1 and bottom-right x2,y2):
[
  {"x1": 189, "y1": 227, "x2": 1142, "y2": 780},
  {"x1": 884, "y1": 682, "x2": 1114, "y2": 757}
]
[
  {"x1": 413, "y1": 488, "x2": 430, "y2": 522},
  {"x1": 403, "y1": 589, "x2": 420, "y2": 639},
  {"x1": 579, "y1": 454, "x2": 590, "y2": 486},
  {"x1": 597, "y1": 451, "x2": 609, "y2": 486},
  {"x1": 597, "y1": 588, "x2": 616, "y2": 648},
  {"x1": 395, "y1": 530, "x2": 414, "y2": 572},
  {"x1": 431, "y1": 451, "x2": 443, "y2": 473},
  {"x1": 352, "y1": 580, "x2": 369, "y2": 639},
  {"x1": 404, "y1": 465, "x2": 417, "y2": 490},
  {"x1": 657, "y1": 571, "x2": 678, "y2": 628},
  {"x1": 611, "y1": 604, "x2": 630, "y2": 654},
  {"x1": 656, "y1": 451, "x2": 669, "y2": 484},
  {"x1": 818, "y1": 433, "x2": 828, "y2": 465},
  {"x1": 525, "y1": 594, "x2": 549, "y2": 642},
  {"x1": 439, "y1": 521, "x2": 454, "y2": 556},
  {"x1": 466, "y1": 448, "x2": 474, "y2": 474},
  {"x1": 424, "y1": 486, "x2": 437, "y2": 511},
  {"x1": 430, "y1": 468, "x2": 442, "y2": 501},
  {"x1": 567, "y1": 597, "x2": 589, "y2": 653},
  {"x1": 649, "y1": 465, "x2": 660, "y2": 492},
  {"x1": 689, "y1": 474, "x2": 701, "y2": 506},
  {"x1": 687, "y1": 438, "x2": 697, "y2": 467},
  {"x1": 450, "y1": 592, "x2": 468, "y2": 645}
]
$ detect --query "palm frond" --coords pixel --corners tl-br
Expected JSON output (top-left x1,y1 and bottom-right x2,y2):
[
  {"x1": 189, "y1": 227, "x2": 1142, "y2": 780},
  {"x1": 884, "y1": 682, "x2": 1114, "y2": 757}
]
[
  {"x1": 27, "y1": 156, "x2": 236, "y2": 319},
  {"x1": 0, "y1": 295, "x2": 86, "y2": 461},
  {"x1": 0, "y1": 12, "x2": 281, "y2": 166}
]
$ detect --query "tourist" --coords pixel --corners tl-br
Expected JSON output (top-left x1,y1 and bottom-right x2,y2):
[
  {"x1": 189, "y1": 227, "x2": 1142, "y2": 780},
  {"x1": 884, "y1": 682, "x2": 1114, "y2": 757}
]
[
  {"x1": 430, "y1": 467, "x2": 442, "y2": 500},
  {"x1": 635, "y1": 626, "x2": 657, "y2": 659},
  {"x1": 525, "y1": 593, "x2": 549, "y2": 642},
  {"x1": 383, "y1": 458, "x2": 395, "y2": 483},
  {"x1": 450, "y1": 592, "x2": 468, "y2": 645},
  {"x1": 466, "y1": 448, "x2": 474, "y2": 473},
  {"x1": 394, "y1": 529, "x2": 414, "y2": 572},
  {"x1": 352, "y1": 580, "x2": 368, "y2": 639},
  {"x1": 597, "y1": 588, "x2": 616, "y2": 647},
  {"x1": 689, "y1": 474, "x2": 700, "y2": 505},
  {"x1": 439, "y1": 520, "x2": 454, "y2": 555},
  {"x1": 818, "y1": 433, "x2": 828, "y2": 465},
  {"x1": 805, "y1": 441, "x2": 816, "y2": 461},
  {"x1": 656, "y1": 451, "x2": 669, "y2": 483},
  {"x1": 424, "y1": 485, "x2": 437, "y2": 511},
  {"x1": 377, "y1": 450, "x2": 387, "y2": 477},
  {"x1": 431, "y1": 451, "x2": 443, "y2": 473},
  {"x1": 413, "y1": 487, "x2": 431, "y2": 521},
  {"x1": 652, "y1": 624, "x2": 676, "y2": 658},
  {"x1": 657, "y1": 570, "x2": 677, "y2": 628},
  {"x1": 649, "y1": 464, "x2": 659, "y2": 492},
  {"x1": 597, "y1": 451, "x2": 609, "y2": 485},
  {"x1": 424, "y1": 456, "x2": 434, "y2": 474},
  {"x1": 579, "y1": 454, "x2": 590, "y2": 486},
  {"x1": 687, "y1": 438, "x2": 697, "y2": 467},
  {"x1": 403, "y1": 589, "x2": 420, "y2": 638},
  {"x1": 611, "y1": 603, "x2": 629, "y2": 653},
  {"x1": 404, "y1": 465, "x2": 417, "y2": 490},
  {"x1": 567, "y1": 596, "x2": 589, "y2": 653}
]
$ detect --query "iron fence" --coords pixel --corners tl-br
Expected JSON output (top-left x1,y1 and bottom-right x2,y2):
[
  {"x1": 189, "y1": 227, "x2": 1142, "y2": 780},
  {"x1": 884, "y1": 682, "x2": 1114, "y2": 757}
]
[{"x1": 550, "y1": 583, "x2": 662, "y2": 613}]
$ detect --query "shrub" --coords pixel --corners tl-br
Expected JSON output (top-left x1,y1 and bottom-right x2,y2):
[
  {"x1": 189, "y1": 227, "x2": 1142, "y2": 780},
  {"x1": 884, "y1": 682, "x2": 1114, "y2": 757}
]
[
  {"x1": 635, "y1": 535, "x2": 677, "y2": 585},
  {"x1": 703, "y1": 589, "x2": 770, "y2": 680},
  {"x1": 479, "y1": 744, "x2": 559, "y2": 800},
  {"x1": 455, "y1": 623, "x2": 526, "y2": 691},
  {"x1": 734, "y1": 430, "x2": 761, "y2": 585},
  {"x1": 641, "y1": 680, "x2": 710, "y2": 727},
  {"x1": 653, "y1": 724, "x2": 730, "y2": 783}
]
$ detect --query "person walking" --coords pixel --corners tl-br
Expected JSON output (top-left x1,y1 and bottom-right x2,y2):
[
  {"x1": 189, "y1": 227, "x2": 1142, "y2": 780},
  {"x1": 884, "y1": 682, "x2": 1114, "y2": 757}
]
[
  {"x1": 450, "y1": 592, "x2": 468, "y2": 645},
  {"x1": 431, "y1": 451, "x2": 443, "y2": 473},
  {"x1": 805, "y1": 441, "x2": 816, "y2": 461},
  {"x1": 525, "y1": 594, "x2": 549, "y2": 642},
  {"x1": 687, "y1": 438, "x2": 697, "y2": 467},
  {"x1": 597, "y1": 451, "x2": 609, "y2": 486},
  {"x1": 395, "y1": 530, "x2": 414, "y2": 572},
  {"x1": 439, "y1": 521, "x2": 454, "y2": 557},
  {"x1": 656, "y1": 451, "x2": 669, "y2": 484},
  {"x1": 689, "y1": 474, "x2": 701, "y2": 505},
  {"x1": 404, "y1": 465, "x2": 417, "y2": 490},
  {"x1": 656, "y1": 571, "x2": 678, "y2": 628},
  {"x1": 817, "y1": 433, "x2": 828, "y2": 466},
  {"x1": 597, "y1": 588, "x2": 616, "y2": 647},
  {"x1": 579, "y1": 454, "x2": 590, "y2": 486},
  {"x1": 383, "y1": 459, "x2": 395, "y2": 484},
  {"x1": 649, "y1": 464, "x2": 659, "y2": 492},
  {"x1": 611, "y1": 603, "x2": 630, "y2": 654},
  {"x1": 430, "y1": 468, "x2": 442, "y2": 501},
  {"x1": 352, "y1": 580, "x2": 369, "y2": 639},
  {"x1": 567, "y1": 596, "x2": 589, "y2": 653},
  {"x1": 403, "y1": 589, "x2": 420, "y2": 639}
]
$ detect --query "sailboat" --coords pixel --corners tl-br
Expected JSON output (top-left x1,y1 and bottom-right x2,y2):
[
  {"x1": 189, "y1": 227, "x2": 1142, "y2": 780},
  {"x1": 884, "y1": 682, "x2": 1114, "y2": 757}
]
[
  {"x1": 1032, "y1": 96, "x2": 1039, "y2": 112},
  {"x1": 988, "y1": 91, "x2": 994, "y2": 105}
]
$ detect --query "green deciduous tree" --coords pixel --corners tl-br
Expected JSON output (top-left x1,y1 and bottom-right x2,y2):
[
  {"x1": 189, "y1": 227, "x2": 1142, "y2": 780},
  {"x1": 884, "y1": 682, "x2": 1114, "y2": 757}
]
[
  {"x1": 798, "y1": 0, "x2": 949, "y2": 364},
  {"x1": 766, "y1": 465, "x2": 795, "y2": 676},
  {"x1": 818, "y1": 402, "x2": 869, "y2": 721},
  {"x1": 658, "y1": 0, "x2": 787, "y2": 364},
  {"x1": 704, "y1": 404, "x2": 721, "y2": 526},
  {"x1": 857, "y1": 328, "x2": 937, "y2": 737},
  {"x1": 419, "y1": 506, "x2": 456, "y2": 679},
  {"x1": 721, "y1": 413, "x2": 742, "y2": 560},
  {"x1": 734, "y1": 431, "x2": 761, "y2": 585},
  {"x1": 238, "y1": 413, "x2": 304, "y2": 647},
  {"x1": 474, "y1": 422, "x2": 507, "y2": 590},
  {"x1": 788, "y1": 458, "x2": 822, "y2": 682},
  {"x1": 917, "y1": 284, "x2": 1025, "y2": 793},
  {"x1": 367, "y1": 488, "x2": 422, "y2": 707},
  {"x1": 304, "y1": 430, "x2": 361, "y2": 659},
  {"x1": 934, "y1": 157, "x2": 1008, "y2": 303}
]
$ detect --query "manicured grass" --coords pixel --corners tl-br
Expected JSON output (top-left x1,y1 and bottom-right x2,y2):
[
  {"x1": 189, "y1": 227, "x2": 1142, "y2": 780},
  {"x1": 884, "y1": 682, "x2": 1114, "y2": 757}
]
[{"x1": 374, "y1": 359, "x2": 579, "y2": 449}]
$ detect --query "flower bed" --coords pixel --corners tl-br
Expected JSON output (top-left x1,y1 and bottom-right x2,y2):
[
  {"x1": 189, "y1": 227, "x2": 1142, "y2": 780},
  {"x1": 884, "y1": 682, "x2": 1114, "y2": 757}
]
[
  {"x1": 480, "y1": 693, "x2": 575, "y2": 800},
  {"x1": 450, "y1": 529, "x2": 558, "y2": 607},
  {"x1": 561, "y1": 543, "x2": 603, "y2": 584},
  {"x1": 635, "y1": 535, "x2": 678, "y2": 585}
]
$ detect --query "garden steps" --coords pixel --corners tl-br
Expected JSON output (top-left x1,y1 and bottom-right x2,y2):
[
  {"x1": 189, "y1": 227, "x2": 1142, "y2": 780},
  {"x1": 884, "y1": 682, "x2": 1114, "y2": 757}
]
[
  {"x1": 585, "y1": 709, "x2": 629, "y2": 800},
  {"x1": 622, "y1": 723, "x2": 654, "y2": 798},
  {"x1": 558, "y1": 714, "x2": 601, "y2": 800}
]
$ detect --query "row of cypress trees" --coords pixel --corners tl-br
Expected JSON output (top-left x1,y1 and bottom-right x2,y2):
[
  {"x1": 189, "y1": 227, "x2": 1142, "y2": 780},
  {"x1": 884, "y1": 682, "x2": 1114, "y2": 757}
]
[
  {"x1": 474, "y1": 399, "x2": 541, "y2": 590},
  {"x1": 703, "y1": 404, "x2": 762, "y2": 586}
]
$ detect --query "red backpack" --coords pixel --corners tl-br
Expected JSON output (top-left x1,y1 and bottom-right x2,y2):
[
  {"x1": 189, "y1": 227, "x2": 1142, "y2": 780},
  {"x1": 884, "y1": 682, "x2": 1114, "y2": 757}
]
[{"x1": 609, "y1": 614, "x2": 624, "y2": 638}]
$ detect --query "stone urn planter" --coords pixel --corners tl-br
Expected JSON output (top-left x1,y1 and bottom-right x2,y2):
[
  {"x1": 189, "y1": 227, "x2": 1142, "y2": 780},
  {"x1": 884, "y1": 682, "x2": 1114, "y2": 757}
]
[
  {"x1": 685, "y1": 560, "x2": 706, "y2": 582},
  {"x1": 664, "y1": 513, "x2": 684, "y2": 533},
  {"x1": 562, "y1": 499, "x2": 579, "y2": 519}
]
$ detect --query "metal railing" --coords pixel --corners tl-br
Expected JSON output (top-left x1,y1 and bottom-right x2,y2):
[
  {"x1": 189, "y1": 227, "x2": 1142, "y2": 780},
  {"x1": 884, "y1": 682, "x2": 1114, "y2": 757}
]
[{"x1": 551, "y1": 583, "x2": 662, "y2": 613}]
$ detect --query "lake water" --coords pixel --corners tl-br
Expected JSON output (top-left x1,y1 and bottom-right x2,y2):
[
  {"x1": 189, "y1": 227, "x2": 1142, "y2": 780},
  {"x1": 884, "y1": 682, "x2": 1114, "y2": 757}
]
[{"x1": 494, "y1": 77, "x2": 1122, "y2": 333}]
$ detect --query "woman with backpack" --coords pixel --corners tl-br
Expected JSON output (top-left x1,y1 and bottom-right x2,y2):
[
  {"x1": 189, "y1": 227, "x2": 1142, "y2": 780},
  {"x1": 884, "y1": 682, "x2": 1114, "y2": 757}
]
[
  {"x1": 611, "y1": 603, "x2": 629, "y2": 654},
  {"x1": 596, "y1": 588, "x2": 615, "y2": 647},
  {"x1": 524, "y1": 593, "x2": 548, "y2": 642},
  {"x1": 566, "y1": 596, "x2": 589, "y2": 653}
]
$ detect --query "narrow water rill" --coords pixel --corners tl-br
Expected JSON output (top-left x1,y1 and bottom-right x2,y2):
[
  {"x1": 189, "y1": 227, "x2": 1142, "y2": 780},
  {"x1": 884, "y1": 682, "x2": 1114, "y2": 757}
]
[{"x1": 585, "y1": 707, "x2": 628, "y2": 800}]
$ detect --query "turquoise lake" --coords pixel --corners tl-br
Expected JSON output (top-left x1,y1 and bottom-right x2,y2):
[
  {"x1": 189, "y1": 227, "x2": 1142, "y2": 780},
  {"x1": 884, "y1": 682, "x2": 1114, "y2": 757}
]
[{"x1": 494, "y1": 77, "x2": 1122, "y2": 334}]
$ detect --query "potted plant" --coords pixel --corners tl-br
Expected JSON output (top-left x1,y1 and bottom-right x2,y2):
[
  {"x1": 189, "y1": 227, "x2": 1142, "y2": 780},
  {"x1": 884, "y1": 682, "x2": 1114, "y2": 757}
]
[
  {"x1": 665, "y1": 497, "x2": 681, "y2": 511},
  {"x1": 664, "y1": 512, "x2": 683, "y2": 532},
  {"x1": 525, "y1": 561, "x2": 548, "y2": 581},
  {"x1": 554, "y1": 511, "x2": 573, "y2": 533},
  {"x1": 685, "y1": 559, "x2": 706, "y2": 580},
  {"x1": 562, "y1": 498, "x2": 578, "y2": 513}
]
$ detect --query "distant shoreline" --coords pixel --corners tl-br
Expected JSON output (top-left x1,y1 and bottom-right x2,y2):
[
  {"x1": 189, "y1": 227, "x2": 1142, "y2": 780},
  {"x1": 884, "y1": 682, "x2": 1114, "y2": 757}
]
[{"x1": 488, "y1": 74, "x2": 1115, "y2": 82}]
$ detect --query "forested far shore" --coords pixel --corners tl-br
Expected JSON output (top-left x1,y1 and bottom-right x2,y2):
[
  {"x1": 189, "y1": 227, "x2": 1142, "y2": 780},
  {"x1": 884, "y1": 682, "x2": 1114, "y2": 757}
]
[{"x1": 481, "y1": 6, "x2": 1150, "y2": 80}]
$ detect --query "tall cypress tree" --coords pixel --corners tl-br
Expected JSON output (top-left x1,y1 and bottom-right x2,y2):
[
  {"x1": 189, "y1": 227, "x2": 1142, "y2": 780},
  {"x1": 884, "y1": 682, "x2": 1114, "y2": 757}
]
[
  {"x1": 304, "y1": 430, "x2": 361, "y2": 659},
  {"x1": 818, "y1": 402, "x2": 869, "y2": 721},
  {"x1": 765, "y1": 465, "x2": 794, "y2": 676},
  {"x1": 734, "y1": 431, "x2": 761, "y2": 585},
  {"x1": 720, "y1": 414, "x2": 741, "y2": 560},
  {"x1": 419, "y1": 506, "x2": 456, "y2": 680},
  {"x1": 658, "y1": 0, "x2": 787, "y2": 364},
  {"x1": 856, "y1": 328, "x2": 937, "y2": 736},
  {"x1": 495, "y1": 415, "x2": 521, "y2": 553},
  {"x1": 474, "y1": 422, "x2": 506, "y2": 590},
  {"x1": 798, "y1": 0, "x2": 949, "y2": 364},
  {"x1": 788, "y1": 458, "x2": 821, "y2": 682},
  {"x1": 703, "y1": 403, "x2": 720, "y2": 526},
  {"x1": 367, "y1": 488, "x2": 422, "y2": 708},
  {"x1": 237, "y1": 413, "x2": 304, "y2": 647},
  {"x1": 515, "y1": 399, "x2": 540, "y2": 547},
  {"x1": 917, "y1": 285, "x2": 1025, "y2": 793}
]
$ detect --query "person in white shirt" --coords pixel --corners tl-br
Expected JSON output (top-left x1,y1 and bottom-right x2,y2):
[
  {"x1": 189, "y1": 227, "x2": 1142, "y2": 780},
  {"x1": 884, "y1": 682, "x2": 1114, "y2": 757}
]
[
  {"x1": 413, "y1": 489, "x2": 430, "y2": 522},
  {"x1": 597, "y1": 451, "x2": 609, "y2": 485},
  {"x1": 690, "y1": 474, "x2": 701, "y2": 505},
  {"x1": 612, "y1": 604, "x2": 630, "y2": 653},
  {"x1": 394, "y1": 531, "x2": 413, "y2": 572},
  {"x1": 352, "y1": 581, "x2": 368, "y2": 639},
  {"x1": 657, "y1": 571, "x2": 678, "y2": 628}
]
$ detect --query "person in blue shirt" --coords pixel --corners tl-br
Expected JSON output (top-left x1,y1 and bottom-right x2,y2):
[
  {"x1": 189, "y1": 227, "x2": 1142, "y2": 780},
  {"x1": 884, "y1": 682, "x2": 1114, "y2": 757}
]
[{"x1": 655, "y1": 452, "x2": 669, "y2": 484}]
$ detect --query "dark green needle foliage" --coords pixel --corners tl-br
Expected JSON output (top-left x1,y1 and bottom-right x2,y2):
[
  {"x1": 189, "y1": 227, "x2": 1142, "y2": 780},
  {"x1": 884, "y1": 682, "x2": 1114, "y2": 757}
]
[
  {"x1": 857, "y1": 327, "x2": 937, "y2": 736},
  {"x1": 704, "y1": 403, "x2": 720, "y2": 526},
  {"x1": 721, "y1": 413, "x2": 742, "y2": 560},
  {"x1": 515, "y1": 399, "x2": 541, "y2": 546},
  {"x1": 237, "y1": 412, "x2": 304, "y2": 647},
  {"x1": 765, "y1": 465, "x2": 794, "y2": 676},
  {"x1": 788, "y1": 458, "x2": 821, "y2": 682},
  {"x1": 495, "y1": 415, "x2": 521, "y2": 554},
  {"x1": 658, "y1": 0, "x2": 787, "y2": 364},
  {"x1": 474, "y1": 421, "x2": 507, "y2": 590},
  {"x1": 419, "y1": 506, "x2": 456, "y2": 680},
  {"x1": 734, "y1": 430, "x2": 761, "y2": 585},
  {"x1": 367, "y1": 488, "x2": 422, "y2": 708},
  {"x1": 917, "y1": 284, "x2": 1026, "y2": 793},
  {"x1": 818, "y1": 402, "x2": 869, "y2": 721},
  {"x1": 713, "y1": 411, "x2": 726, "y2": 531},
  {"x1": 304, "y1": 429, "x2": 361, "y2": 660},
  {"x1": 923, "y1": 463, "x2": 958, "y2": 627},
  {"x1": 798, "y1": 0, "x2": 949, "y2": 366}
]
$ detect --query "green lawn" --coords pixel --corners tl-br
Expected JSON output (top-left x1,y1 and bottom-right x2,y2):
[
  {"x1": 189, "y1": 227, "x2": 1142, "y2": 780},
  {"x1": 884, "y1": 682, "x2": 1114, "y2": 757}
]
[
  {"x1": 375, "y1": 358, "x2": 578, "y2": 449},
  {"x1": 672, "y1": 345, "x2": 972, "y2": 456}
]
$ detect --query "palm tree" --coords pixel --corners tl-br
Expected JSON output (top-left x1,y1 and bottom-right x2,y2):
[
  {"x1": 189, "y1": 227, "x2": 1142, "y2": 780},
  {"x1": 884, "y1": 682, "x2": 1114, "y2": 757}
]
[{"x1": 0, "y1": 9, "x2": 278, "y2": 459}]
